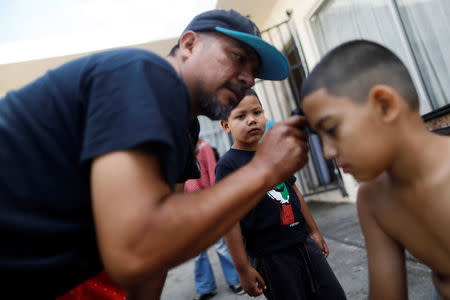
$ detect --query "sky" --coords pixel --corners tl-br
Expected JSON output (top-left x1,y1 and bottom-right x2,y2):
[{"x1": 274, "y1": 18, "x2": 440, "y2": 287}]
[{"x1": 0, "y1": 0, "x2": 217, "y2": 64}]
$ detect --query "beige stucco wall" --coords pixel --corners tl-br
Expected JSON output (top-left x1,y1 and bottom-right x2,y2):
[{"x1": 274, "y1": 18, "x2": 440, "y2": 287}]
[
  {"x1": 0, "y1": 37, "x2": 177, "y2": 95},
  {"x1": 217, "y1": 0, "x2": 278, "y2": 29}
]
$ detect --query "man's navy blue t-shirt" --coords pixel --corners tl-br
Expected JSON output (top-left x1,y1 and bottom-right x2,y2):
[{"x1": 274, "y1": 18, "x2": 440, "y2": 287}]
[
  {"x1": 0, "y1": 49, "x2": 193, "y2": 297},
  {"x1": 215, "y1": 149, "x2": 309, "y2": 257}
]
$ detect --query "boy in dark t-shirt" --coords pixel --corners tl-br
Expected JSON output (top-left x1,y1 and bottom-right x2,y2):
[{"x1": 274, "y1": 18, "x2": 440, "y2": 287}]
[{"x1": 216, "y1": 89, "x2": 346, "y2": 299}]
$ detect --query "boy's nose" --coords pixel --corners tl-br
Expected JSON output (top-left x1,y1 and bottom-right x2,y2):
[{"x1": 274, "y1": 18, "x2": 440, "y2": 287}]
[{"x1": 247, "y1": 115, "x2": 256, "y2": 124}]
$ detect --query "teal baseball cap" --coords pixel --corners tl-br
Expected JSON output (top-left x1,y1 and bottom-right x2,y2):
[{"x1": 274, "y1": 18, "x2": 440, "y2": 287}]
[{"x1": 182, "y1": 9, "x2": 289, "y2": 80}]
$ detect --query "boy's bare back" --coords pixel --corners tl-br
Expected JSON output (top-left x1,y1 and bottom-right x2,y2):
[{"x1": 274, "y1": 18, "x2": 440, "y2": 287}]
[{"x1": 357, "y1": 135, "x2": 450, "y2": 298}]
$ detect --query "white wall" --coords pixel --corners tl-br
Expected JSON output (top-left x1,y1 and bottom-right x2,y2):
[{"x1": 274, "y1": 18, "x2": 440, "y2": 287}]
[{"x1": 260, "y1": 0, "x2": 324, "y2": 69}]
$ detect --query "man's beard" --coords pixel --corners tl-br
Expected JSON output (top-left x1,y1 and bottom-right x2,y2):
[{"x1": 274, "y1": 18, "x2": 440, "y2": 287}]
[
  {"x1": 199, "y1": 95, "x2": 236, "y2": 120},
  {"x1": 195, "y1": 81, "x2": 244, "y2": 120}
]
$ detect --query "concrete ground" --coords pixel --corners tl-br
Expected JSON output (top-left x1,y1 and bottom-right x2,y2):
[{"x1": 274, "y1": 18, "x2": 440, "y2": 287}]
[{"x1": 161, "y1": 202, "x2": 433, "y2": 299}]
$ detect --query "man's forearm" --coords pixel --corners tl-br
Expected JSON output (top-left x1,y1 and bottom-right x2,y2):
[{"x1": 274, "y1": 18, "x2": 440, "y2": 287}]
[
  {"x1": 94, "y1": 116, "x2": 309, "y2": 289},
  {"x1": 126, "y1": 270, "x2": 167, "y2": 300},
  {"x1": 148, "y1": 162, "x2": 270, "y2": 269},
  {"x1": 98, "y1": 157, "x2": 272, "y2": 288}
]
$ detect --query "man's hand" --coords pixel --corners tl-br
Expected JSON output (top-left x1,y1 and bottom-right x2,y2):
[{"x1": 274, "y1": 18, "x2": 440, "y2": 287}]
[
  {"x1": 238, "y1": 265, "x2": 266, "y2": 297},
  {"x1": 253, "y1": 115, "x2": 309, "y2": 187},
  {"x1": 310, "y1": 231, "x2": 329, "y2": 258}
]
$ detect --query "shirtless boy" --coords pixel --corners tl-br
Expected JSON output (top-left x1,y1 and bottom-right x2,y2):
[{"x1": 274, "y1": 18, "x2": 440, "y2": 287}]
[{"x1": 300, "y1": 40, "x2": 450, "y2": 299}]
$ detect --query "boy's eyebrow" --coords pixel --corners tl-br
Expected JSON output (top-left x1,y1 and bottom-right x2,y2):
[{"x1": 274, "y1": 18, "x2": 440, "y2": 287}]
[
  {"x1": 315, "y1": 116, "x2": 332, "y2": 130},
  {"x1": 232, "y1": 108, "x2": 245, "y2": 114}
]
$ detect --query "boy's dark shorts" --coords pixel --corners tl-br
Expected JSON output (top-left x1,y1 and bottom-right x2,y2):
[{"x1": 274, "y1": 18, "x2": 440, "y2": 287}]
[{"x1": 249, "y1": 237, "x2": 346, "y2": 300}]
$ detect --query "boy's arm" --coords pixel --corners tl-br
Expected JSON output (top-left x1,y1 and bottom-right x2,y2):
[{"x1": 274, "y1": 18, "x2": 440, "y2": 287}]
[
  {"x1": 357, "y1": 185, "x2": 407, "y2": 300},
  {"x1": 293, "y1": 185, "x2": 329, "y2": 257},
  {"x1": 224, "y1": 223, "x2": 266, "y2": 297}
]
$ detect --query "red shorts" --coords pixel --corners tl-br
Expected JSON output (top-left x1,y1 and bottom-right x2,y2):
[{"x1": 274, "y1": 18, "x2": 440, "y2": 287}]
[{"x1": 58, "y1": 271, "x2": 126, "y2": 300}]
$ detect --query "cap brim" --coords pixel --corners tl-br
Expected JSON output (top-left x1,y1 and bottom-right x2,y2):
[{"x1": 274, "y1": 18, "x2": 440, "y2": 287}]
[{"x1": 215, "y1": 27, "x2": 289, "y2": 80}]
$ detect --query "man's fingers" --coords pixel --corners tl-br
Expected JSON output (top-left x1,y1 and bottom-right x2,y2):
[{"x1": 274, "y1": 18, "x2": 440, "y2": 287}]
[
  {"x1": 272, "y1": 117, "x2": 309, "y2": 140},
  {"x1": 287, "y1": 127, "x2": 308, "y2": 141},
  {"x1": 254, "y1": 114, "x2": 311, "y2": 186},
  {"x1": 282, "y1": 115, "x2": 310, "y2": 128}
]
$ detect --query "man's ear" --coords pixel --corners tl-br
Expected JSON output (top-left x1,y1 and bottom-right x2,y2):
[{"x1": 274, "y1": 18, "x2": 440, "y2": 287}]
[
  {"x1": 368, "y1": 85, "x2": 400, "y2": 123},
  {"x1": 220, "y1": 120, "x2": 231, "y2": 134},
  {"x1": 178, "y1": 31, "x2": 199, "y2": 59}
]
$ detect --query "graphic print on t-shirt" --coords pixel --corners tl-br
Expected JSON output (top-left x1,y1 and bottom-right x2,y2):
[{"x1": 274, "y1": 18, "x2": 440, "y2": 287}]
[{"x1": 267, "y1": 182, "x2": 295, "y2": 225}]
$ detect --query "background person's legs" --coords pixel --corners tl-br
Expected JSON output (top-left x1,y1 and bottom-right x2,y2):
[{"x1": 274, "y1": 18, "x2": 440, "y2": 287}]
[
  {"x1": 213, "y1": 238, "x2": 240, "y2": 287},
  {"x1": 194, "y1": 251, "x2": 217, "y2": 295}
]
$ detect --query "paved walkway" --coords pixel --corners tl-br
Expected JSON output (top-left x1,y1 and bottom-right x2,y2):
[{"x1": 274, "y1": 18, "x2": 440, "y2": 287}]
[{"x1": 161, "y1": 202, "x2": 433, "y2": 299}]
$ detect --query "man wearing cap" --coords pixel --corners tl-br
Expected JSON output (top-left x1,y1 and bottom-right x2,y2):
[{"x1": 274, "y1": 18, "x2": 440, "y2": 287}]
[{"x1": 0, "y1": 9, "x2": 309, "y2": 299}]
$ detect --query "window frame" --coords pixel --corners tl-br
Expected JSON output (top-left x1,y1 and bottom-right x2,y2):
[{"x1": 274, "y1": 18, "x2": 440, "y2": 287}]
[{"x1": 307, "y1": 0, "x2": 450, "y2": 114}]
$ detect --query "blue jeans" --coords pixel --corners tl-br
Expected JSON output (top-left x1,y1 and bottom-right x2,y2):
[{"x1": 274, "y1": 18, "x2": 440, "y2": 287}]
[{"x1": 194, "y1": 238, "x2": 240, "y2": 294}]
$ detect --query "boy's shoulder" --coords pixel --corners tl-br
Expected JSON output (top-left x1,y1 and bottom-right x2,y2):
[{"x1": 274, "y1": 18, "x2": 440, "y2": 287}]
[
  {"x1": 216, "y1": 148, "x2": 233, "y2": 166},
  {"x1": 216, "y1": 149, "x2": 254, "y2": 180},
  {"x1": 358, "y1": 136, "x2": 450, "y2": 208},
  {"x1": 217, "y1": 148, "x2": 253, "y2": 165},
  {"x1": 356, "y1": 173, "x2": 392, "y2": 211},
  {"x1": 357, "y1": 149, "x2": 450, "y2": 279}
]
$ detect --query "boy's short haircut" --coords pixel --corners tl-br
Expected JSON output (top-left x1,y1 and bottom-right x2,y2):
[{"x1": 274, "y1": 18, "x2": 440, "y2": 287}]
[
  {"x1": 245, "y1": 88, "x2": 262, "y2": 105},
  {"x1": 221, "y1": 88, "x2": 262, "y2": 120},
  {"x1": 300, "y1": 40, "x2": 419, "y2": 110}
]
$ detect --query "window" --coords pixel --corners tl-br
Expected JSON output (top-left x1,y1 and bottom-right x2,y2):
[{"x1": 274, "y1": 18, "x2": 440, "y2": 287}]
[
  {"x1": 310, "y1": 0, "x2": 449, "y2": 112},
  {"x1": 396, "y1": 0, "x2": 450, "y2": 109}
]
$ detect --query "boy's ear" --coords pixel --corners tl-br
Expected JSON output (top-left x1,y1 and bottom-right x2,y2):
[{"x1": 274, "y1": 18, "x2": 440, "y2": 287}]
[
  {"x1": 368, "y1": 85, "x2": 400, "y2": 123},
  {"x1": 220, "y1": 120, "x2": 231, "y2": 134}
]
